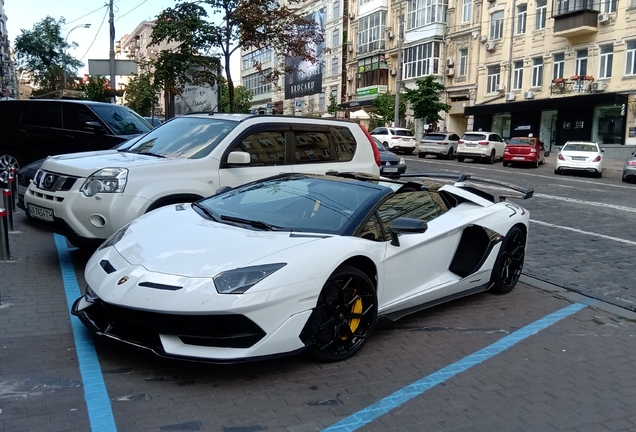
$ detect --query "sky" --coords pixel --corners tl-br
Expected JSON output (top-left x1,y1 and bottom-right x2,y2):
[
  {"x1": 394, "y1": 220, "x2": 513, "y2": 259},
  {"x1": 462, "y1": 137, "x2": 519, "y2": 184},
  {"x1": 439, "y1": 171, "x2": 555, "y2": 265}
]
[{"x1": 5, "y1": 0, "x2": 241, "y2": 80}]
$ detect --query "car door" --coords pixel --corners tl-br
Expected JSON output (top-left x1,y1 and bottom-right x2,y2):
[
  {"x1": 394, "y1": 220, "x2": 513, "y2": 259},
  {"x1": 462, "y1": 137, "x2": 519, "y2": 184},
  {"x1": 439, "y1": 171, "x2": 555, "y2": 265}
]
[
  {"x1": 491, "y1": 134, "x2": 505, "y2": 157},
  {"x1": 218, "y1": 123, "x2": 291, "y2": 188},
  {"x1": 60, "y1": 103, "x2": 116, "y2": 154},
  {"x1": 363, "y1": 190, "x2": 466, "y2": 313},
  {"x1": 289, "y1": 123, "x2": 344, "y2": 175},
  {"x1": 17, "y1": 101, "x2": 64, "y2": 164}
]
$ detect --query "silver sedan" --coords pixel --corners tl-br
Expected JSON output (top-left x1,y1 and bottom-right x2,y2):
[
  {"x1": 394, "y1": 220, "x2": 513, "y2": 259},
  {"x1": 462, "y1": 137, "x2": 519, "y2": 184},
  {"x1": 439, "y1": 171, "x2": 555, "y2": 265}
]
[{"x1": 622, "y1": 151, "x2": 636, "y2": 183}]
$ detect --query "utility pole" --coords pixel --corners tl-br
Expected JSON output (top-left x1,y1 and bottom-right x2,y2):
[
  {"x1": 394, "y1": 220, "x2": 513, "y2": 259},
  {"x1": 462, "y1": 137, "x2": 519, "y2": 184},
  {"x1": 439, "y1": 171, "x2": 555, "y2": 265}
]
[
  {"x1": 393, "y1": 7, "x2": 404, "y2": 128},
  {"x1": 109, "y1": 0, "x2": 116, "y2": 103}
]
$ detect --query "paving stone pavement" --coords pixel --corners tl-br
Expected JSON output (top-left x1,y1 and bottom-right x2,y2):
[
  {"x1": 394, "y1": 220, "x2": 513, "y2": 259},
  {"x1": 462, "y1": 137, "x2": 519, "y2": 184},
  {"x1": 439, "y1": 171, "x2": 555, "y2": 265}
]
[{"x1": 2, "y1": 211, "x2": 636, "y2": 432}]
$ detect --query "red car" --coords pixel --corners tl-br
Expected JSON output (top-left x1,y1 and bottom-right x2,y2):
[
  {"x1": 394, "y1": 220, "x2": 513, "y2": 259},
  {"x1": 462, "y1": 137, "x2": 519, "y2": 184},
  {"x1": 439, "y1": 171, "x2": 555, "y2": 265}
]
[{"x1": 503, "y1": 137, "x2": 546, "y2": 168}]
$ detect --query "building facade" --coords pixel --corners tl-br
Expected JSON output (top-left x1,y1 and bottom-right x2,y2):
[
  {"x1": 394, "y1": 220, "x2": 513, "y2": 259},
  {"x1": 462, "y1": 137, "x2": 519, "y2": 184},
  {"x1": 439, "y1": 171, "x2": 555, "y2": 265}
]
[{"x1": 0, "y1": 0, "x2": 17, "y2": 99}]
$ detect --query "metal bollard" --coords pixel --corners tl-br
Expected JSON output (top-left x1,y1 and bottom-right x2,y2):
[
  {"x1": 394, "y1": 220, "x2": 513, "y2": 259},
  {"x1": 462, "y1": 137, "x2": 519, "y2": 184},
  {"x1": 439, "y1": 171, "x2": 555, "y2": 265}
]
[
  {"x1": 0, "y1": 207, "x2": 10, "y2": 261},
  {"x1": 2, "y1": 189, "x2": 13, "y2": 232},
  {"x1": 6, "y1": 172, "x2": 16, "y2": 213}
]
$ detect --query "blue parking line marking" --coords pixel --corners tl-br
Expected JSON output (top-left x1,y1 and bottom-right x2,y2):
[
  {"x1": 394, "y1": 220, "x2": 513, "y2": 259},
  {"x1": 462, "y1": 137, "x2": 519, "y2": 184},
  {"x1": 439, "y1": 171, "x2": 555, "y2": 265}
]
[
  {"x1": 55, "y1": 234, "x2": 117, "y2": 432},
  {"x1": 323, "y1": 302, "x2": 590, "y2": 432}
]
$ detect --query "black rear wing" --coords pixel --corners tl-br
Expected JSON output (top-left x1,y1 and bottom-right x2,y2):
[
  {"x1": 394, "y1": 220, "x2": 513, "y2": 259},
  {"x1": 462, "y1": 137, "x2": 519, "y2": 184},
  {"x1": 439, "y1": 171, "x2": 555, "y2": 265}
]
[{"x1": 398, "y1": 172, "x2": 534, "y2": 200}]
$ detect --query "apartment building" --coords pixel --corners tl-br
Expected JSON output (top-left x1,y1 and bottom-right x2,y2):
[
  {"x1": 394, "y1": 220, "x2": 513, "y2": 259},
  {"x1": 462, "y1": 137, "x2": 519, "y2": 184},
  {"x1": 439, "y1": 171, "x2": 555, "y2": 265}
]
[
  {"x1": 0, "y1": 0, "x2": 17, "y2": 99},
  {"x1": 453, "y1": 0, "x2": 636, "y2": 151}
]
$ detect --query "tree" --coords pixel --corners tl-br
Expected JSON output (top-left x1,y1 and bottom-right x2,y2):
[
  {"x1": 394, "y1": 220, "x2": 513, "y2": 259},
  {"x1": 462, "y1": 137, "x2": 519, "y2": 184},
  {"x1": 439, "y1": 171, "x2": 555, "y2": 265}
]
[
  {"x1": 373, "y1": 92, "x2": 406, "y2": 127},
  {"x1": 402, "y1": 76, "x2": 451, "y2": 125},
  {"x1": 14, "y1": 17, "x2": 83, "y2": 93},
  {"x1": 327, "y1": 94, "x2": 339, "y2": 116},
  {"x1": 82, "y1": 76, "x2": 112, "y2": 103},
  {"x1": 220, "y1": 83, "x2": 253, "y2": 113},
  {"x1": 150, "y1": 0, "x2": 325, "y2": 112},
  {"x1": 124, "y1": 73, "x2": 160, "y2": 116}
]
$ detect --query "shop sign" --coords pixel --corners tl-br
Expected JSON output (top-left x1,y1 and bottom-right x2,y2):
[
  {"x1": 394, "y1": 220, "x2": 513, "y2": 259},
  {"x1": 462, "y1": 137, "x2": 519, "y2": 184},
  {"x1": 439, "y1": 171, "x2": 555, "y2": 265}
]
[
  {"x1": 356, "y1": 85, "x2": 387, "y2": 98},
  {"x1": 515, "y1": 125, "x2": 531, "y2": 130}
]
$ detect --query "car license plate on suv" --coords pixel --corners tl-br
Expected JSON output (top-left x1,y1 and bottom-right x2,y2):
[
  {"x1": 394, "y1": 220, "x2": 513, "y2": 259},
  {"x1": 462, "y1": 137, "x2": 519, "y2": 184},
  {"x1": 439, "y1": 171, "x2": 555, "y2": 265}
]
[
  {"x1": 383, "y1": 166, "x2": 398, "y2": 173},
  {"x1": 28, "y1": 204, "x2": 54, "y2": 222}
]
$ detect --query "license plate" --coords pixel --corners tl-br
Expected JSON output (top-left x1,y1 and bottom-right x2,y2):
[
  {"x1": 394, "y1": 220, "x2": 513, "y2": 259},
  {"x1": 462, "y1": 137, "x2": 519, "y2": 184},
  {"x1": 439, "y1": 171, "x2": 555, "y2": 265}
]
[
  {"x1": 28, "y1": 204, "x2": 54, "y2": 222},
  {"x1": 18, "y1": 185, "x2": 27, "y2": 196},
  {"x1": 402, "y1": 138, "x2": 412, "y2": 141},
  {"x1": 571, "y1": 156, "x2": 586, "y2": 161},
  {"x1": 466, "y1": 143, "x2": 477, "y2": 147},
  {"x1": 513, "y1": 156, "x2": 525, "y2": 160},
  {"x1": 383, "y1": 167, "x2": 398, "y2": 173}
]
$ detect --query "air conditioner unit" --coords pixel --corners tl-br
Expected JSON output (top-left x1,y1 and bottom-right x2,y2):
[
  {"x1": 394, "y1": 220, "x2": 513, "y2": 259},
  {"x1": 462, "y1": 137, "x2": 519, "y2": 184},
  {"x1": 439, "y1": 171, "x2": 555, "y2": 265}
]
[
  {"x1": 591, "y1": 81, "x2": 606, "y2": 92},
  {"x1": 505, "y1": 92, "x2": 516, "y2": 101},
  {"x1": 346, "y1": 91, "x2": 352, "y2": 97},
  {"x1": 597, "y1": 12, "x2": 610, "y2": 24},
  {"x1": 497, "y1": 84, "x2": 505, "y2": 92},
  {"x1": 523, "y1": 90, "x2": 534, "y2": 99},
  {"x1": 348, "y1": 12, "x2": 355, "y2": 20},
  {"x1": 446, "y1": 59, "x2": 454, "y2": 67},
  {"x1": 485, "y1": 41, "x2": 496, "y2": 51},
  {"x1": 479, "y1": 35, "x2": 488, "y2": 43},
  {"x1": 390, "y1": 68, "x2": 397, "y2": 76},
  {"x1": 445, "y1": 68, "x2": 455, "y2": 77}
]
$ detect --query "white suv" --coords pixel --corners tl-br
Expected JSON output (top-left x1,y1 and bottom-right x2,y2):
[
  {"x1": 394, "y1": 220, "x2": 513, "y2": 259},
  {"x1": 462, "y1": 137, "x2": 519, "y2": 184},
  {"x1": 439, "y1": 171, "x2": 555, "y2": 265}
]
[
  {"x1": 370, "y1": 127, "x2": 417, "y2": 155},
  {"x1": 24, "y1": 114, "x2": 381, "y2": 247},
  {"x1": 456, "y1": 131, "x2": 506, "y2": 164}
]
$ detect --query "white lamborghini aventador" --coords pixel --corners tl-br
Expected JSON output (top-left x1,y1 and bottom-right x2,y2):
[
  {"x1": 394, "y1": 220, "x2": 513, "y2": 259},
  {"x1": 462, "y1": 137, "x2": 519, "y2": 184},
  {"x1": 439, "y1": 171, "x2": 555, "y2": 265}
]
[{"x1": 72, "y1": 172, "x2": 533, "y2": 363}]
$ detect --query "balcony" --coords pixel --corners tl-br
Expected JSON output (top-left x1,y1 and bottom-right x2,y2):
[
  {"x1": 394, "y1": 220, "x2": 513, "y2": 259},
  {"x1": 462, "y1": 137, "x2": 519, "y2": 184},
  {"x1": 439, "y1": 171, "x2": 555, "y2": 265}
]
[
  {"x1": 552, "y1": 0, "x2": 600, "y2": 38},
  {"x1": 550, "y1": 76, "x2": 594, "y2": 95}
]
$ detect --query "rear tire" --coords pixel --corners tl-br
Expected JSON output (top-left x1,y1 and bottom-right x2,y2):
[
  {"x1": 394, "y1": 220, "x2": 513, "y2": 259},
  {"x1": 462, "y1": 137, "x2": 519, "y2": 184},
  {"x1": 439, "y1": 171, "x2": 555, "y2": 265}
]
[
  {"x1": 533, "y1": 158, "x2": 539, "y2": 168},
  {"x1": 446, "y1": 147, "x2": 454, "y2": 160},
  {"x1": 304, "y1": 265, "x2": 378, "y2": 362},
  {"x1": 0, "y1": 151, "x2": 22, "y2": 185},
  {"x1": 596, "y1": 171, "x2": 603, "y2": 178},
  {"x1": 418, "y1": 153, "x2": 426, "y2": 158},
  {"x1": 484, "y1": 150, "x2": 495, "y2": 164},
  {"x1": 503, "y1": 161, "x2": 509, "y2": 167},
  {"x1": 457, "y1": 156, "x2": 465, "y2": 163},
  {"x1": 491, "y1": 226, "x2": 526, "y2": 294}
]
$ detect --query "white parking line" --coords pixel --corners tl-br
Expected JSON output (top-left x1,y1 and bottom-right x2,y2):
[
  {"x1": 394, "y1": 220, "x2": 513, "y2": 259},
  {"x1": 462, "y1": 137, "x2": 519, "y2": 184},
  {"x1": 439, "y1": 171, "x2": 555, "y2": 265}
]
[
  {"x1": 534, "y1": 193, "x2": 636, "y2": 213},
  {"x1": 531, "y1": 220, "x2": 636, "y2": 246}
]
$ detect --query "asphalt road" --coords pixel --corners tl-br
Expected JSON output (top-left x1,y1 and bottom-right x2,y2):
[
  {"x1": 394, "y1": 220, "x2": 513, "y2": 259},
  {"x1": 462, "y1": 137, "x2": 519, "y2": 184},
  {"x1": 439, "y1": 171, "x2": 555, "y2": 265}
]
[{"x1": 404, "y1": 154, "x2": 636, "y2": 312}]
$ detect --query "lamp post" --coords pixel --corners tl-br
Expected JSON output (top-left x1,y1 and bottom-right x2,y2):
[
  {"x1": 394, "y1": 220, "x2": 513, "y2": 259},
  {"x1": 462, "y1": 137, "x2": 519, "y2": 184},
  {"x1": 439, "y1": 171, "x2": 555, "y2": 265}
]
[{"x1": 63, "y1": 23, "x2": 91, "y2": 96}]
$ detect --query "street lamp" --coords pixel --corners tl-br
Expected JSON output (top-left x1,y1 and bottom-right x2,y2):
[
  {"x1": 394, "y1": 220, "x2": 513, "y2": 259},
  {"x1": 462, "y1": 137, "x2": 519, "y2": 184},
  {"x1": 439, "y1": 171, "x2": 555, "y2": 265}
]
[{"x1": 63, "y1": 23, "x2": 91, "y2": 96}]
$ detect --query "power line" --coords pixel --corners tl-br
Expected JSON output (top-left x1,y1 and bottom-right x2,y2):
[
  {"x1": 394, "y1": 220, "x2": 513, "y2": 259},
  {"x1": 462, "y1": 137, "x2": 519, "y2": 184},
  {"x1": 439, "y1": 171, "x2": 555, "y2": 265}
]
[
  {"x1": 80, "y1": 6, "x2": 109, "y2": 61},
  {"x1": 117, "y1": 0, "x2": 151, "y2": 21},
  {"x1": 66, "y1": 3, "x2": 108, "y2": 25}
]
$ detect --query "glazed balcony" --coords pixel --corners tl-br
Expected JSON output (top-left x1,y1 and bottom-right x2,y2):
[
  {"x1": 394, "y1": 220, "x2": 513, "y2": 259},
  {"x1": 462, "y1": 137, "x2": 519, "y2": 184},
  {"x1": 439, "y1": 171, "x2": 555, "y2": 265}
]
[{"x1": 552, "y1": 0, "x2": 601, "y2": 38}]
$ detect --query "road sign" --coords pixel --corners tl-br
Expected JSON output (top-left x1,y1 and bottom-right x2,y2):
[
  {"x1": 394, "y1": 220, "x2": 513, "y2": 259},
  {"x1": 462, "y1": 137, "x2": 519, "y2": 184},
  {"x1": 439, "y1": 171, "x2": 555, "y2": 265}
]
[
  {"x1": 267, "y1": 102, "x2": 272, "y2": 109},
  {"x1": 295, "y1": 100, "x2": 302, "y2": 107},
  {"x1": 88, "y1": 59, "x2": 138, "y2": 76}
]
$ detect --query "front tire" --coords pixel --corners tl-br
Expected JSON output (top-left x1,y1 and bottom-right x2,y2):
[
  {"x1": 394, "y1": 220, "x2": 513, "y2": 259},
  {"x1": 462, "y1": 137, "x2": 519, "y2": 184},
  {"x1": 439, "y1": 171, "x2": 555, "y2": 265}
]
[
  {"x1": 491, "y1": 226, "x2": 526, "y2": 294},
  {"x1": 303, "y1": 265, "x2": 377, "y2": 362}
]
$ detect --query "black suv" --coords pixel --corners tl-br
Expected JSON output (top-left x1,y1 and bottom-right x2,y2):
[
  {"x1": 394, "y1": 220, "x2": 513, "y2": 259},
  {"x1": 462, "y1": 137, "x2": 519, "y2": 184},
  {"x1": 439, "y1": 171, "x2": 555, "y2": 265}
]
[{"x1": 0, "y1": 99, "x2": 152, "y2": 184}]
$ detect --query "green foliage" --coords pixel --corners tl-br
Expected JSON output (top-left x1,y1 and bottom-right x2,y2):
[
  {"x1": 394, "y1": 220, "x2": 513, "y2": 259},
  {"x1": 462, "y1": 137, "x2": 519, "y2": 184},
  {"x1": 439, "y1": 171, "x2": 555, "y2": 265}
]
[
  {"x1": 402, "y1": 75, "x2": 451, "y2": 123},
  {"x1": 220, "y1": 82, "x2": 253, "y2": 113},
  {"x1": 151, "y1": 0, "x2": 326, "y2": 113},
  {"x1": 327, "y1": 94, "x2": 339, "y2": 116},
  {"x1": 82, "y1": 76, "x2": 111, "y2": 103},
  {"x1": 124, "y1": 73, "x2": 160, "y2": 116},
  {"x1": 373, "y1": 92, "x2": 406, "y2": 126},
  {"x1": 13, "y1": 16, "x2": 84, "y2": 92}
]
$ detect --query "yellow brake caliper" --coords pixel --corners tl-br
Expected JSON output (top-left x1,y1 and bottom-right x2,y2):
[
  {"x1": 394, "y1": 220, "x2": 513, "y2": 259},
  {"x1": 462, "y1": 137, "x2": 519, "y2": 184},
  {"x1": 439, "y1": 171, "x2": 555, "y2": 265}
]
[{"x1": 343, "y1": 290, "x2": 363, "y2": 339}]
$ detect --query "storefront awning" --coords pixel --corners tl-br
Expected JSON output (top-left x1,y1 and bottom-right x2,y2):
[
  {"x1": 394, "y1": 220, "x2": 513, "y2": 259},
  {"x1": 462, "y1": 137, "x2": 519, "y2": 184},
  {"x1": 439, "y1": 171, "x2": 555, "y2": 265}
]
[
  {"x1": 465, "y1": 92, "x2": 627, "y2": 116},
  {"x1": 340, "y1": 99, "x2": 376, "y2": 109}
]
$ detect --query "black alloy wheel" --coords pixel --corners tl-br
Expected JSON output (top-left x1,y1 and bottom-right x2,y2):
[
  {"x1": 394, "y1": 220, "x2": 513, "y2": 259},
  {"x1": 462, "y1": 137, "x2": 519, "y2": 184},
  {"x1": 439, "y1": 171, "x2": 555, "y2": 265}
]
[
  {"x1": 486, "y1": 150, "x2": 496, "y2": 164},
  {"x1": 304, "y1": 265, "x2": 377, "y2": 362},
  {"x1": 0, "y1": 152, "x2": 21, "y2": 184},
  {"x1": 446, "y1": 147, "x2": 454, "y2": 160},
  {"x1": 491, "y1": 226, "x2": 526, "y2": 294}
]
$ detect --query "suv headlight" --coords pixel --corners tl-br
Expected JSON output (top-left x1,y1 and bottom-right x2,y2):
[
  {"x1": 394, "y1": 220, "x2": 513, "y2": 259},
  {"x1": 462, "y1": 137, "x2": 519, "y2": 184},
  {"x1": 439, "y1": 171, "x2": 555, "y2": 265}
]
[
  {"x1": 213, "y1": 263, "x2": 286, "y2": 294},
  {"x1": 81, "y1": 168, "x2": 128, "y2": 197}
]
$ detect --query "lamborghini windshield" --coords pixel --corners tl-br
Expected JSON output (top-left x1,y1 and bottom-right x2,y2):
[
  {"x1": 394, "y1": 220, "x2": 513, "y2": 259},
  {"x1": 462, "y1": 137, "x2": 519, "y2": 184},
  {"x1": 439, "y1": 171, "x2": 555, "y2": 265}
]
[{"x1": 196, "y1": 176, "x2": 383, "y2": 234}]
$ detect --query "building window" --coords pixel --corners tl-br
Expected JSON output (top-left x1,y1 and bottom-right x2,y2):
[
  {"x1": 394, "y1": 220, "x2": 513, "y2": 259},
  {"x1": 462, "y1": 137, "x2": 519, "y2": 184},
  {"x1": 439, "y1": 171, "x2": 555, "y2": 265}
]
[
  {"x1": 333, "y1": 0, "x2": 340, "y2": 19},
  {"x1": 535, "y1": 0, "x2": 547, "y2": 30},
  {"x1": 357, "y1": 11, "x2": 386, "y2": 54},
  {"x1": 332, "y1": 28, "x2": 339, "y2": 48},
  {"x1": 359, "y1": 0, "x2": 373, "y2": 5},
  {"x1": 599, "y1": 44, "x2": 613, "y2": 78},
  {"x1": 490, "y1": 11, "x2": 504, "y2": 40},
  {"x1": 513, "y1": 61, "x2": 523, "y2": 90},
  {"x1": 458, "y1": 48, "x2": 468, "y2": 76},
  {"x1": 462, "y1": 0, "x2": 472, "y2": 23},
  {"x1": 403, "y1": 41, "x2": 441, "y2": 79},
  {"x1": 319, "y1": 92, "x2": 326, "y2": 110},
  {"x1": 517, "y1": 5, "x2": 527, "y2": 34},
  {"x1": 357, "y1": 55, "x2": 390, "y2": 88},
  {"x1": 575, "y1": 49, "x2": 588, "y2": 76},
  {"x1": 243, "y1": 69, "x2": 272, "y2": 96},
  {"x1": 602, "y1": 0, "x2": 617, "y2": 13},
  {"x1": 332, "y1": 57, "x2": 339, "y2": 75},
  {"x1": 242, "y1": 48, "x2": 272, "y2": 70},
  {"x1": 553, "y1": 53, "x2": 564, "y2": 80},
  {"x1": 407, "y1": 0, "x2": 448, "y2": 30},
  {"x1": 626, "y1": 40, "x2": 636, "y2": 76},
  {"x1": 531, "y1": 57, "x2": 543, "y2": 88},
  {"x1": 487, "y1": 65, "x2": 501, "y2": 93}
]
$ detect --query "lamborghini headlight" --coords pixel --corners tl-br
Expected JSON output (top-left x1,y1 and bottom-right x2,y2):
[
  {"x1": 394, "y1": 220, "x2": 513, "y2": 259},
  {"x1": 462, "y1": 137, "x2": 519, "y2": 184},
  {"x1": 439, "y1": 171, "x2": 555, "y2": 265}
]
[
  {"x1": 97, "y1": 222, "x2": 131, "y2": 251},
  {"x1": 81, "y1": 168, "x2": 128, "y2": 197},
  {"x1": 84, "y1": 285, "x2": 99, "y2": 303},
  {"x1": 213, "y1": 263, "x2": 287, "y2": 294}
]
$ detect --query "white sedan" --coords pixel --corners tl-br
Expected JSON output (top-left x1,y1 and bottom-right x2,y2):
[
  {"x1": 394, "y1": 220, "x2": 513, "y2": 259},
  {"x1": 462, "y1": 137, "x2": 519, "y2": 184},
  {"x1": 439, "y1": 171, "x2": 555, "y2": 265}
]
[
  {"x1": 72, "y1": 172, "x2": 532, "y2": 363},
  {"x1": 554, "y1": 141, "x2": 604, "y2": 178}
]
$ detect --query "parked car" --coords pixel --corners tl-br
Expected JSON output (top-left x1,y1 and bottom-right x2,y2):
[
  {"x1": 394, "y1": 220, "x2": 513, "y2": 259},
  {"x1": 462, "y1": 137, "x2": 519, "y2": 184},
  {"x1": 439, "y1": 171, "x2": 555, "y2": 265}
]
[
  {"x1": 418, "y1": 132, "x2": 461, "y2": 160},
  {"x1": 72, "y1": 171, "x2": 532, "y2": 363},
  {"x1": 554, "y1": 141, "x2": 604, "y2": 178},
  {"x1": 456, "y1": 131, "x2": 506, "y2": 164},
  {"x1": 143, "y1": 116, "x2": 164, "y2": 128},
  {"x1": 373, "y1": 138, "x2": 407, "y2": 177},
  {"x1": 622, "y1": 150, "x2": 636, "y2": 183},
  {"x1": 503, "y1": 137, "x2": 546, "y2": 168},
  {"x1": 370, "y1": 127, "x2": 417, "y2": 154},
  {"x1": 0, "y1": 99, "x2": 152, "y2": 185},
  {"x1": 24, "y1": 114, "x2": 381, "y2": 248}
]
